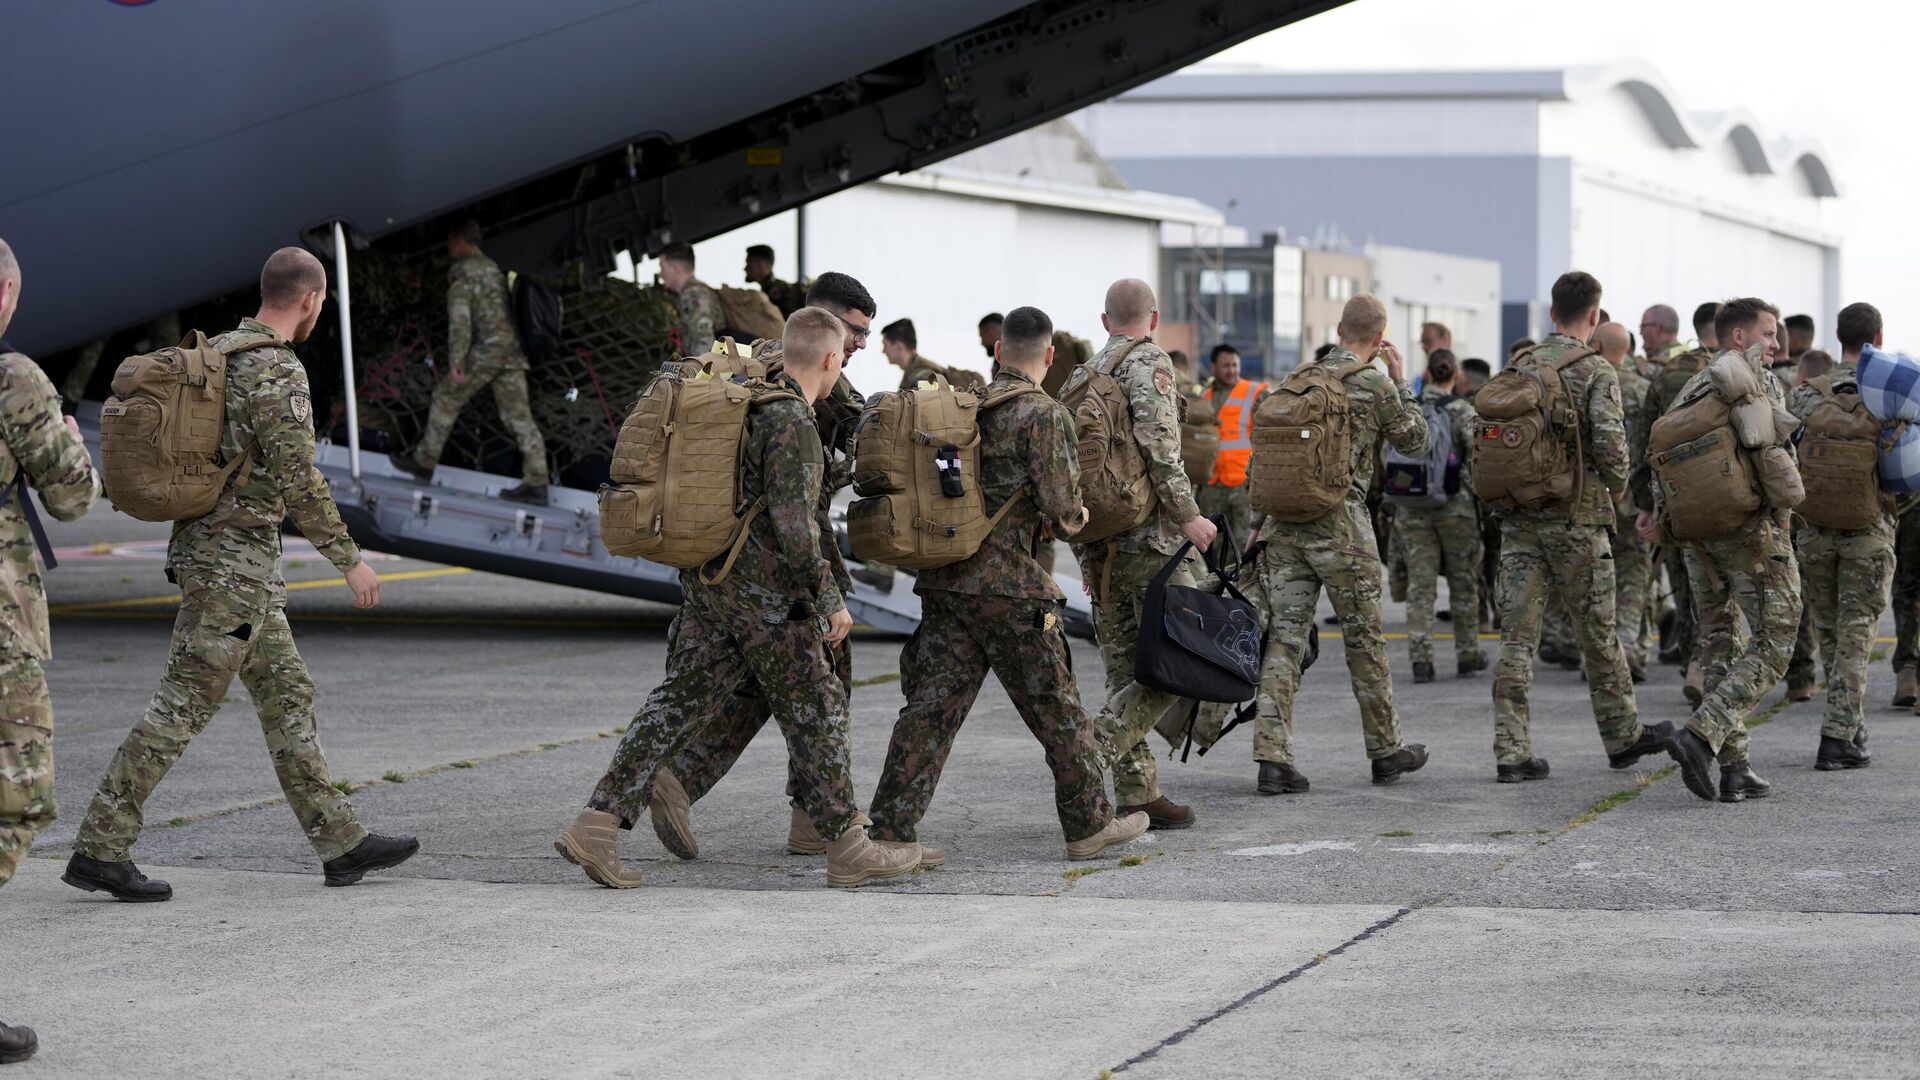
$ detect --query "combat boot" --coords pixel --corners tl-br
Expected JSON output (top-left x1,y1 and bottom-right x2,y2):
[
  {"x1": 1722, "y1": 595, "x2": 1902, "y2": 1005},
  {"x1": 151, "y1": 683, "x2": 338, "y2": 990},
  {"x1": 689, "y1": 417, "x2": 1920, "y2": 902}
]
[
  {"x1": 500, "y1": 482, "x2": 548, "y2": 506},
  {"x1": 1665, "y1": 727, "x2": 1717, "y2": 802},
  {"x1": 649, "y1": 767, "x2": 697, "y2": 860},
  {"x1": 62, "y1": 853, "x2": 172, "y2": 902},
  {"x1": 877, "y1": 839, "x2": 942, "y2": 869},
  {"x1": 1683, "y1": 661, "x2": 1705, "y2": 708},
  {"x1": 1257, "y1": 761, "x2": 1310, "y2": 795},
  {"x1": 1609, "y1": 721, "x2": 1675, "y2": 770},
  {"x1": 1065, "y1": 811, "x2": 1151, "y2": 861},
  {"x1": 1816, "y1": 734, "x2": 1872, "y2": 771},
  {"x1": 1371, "y1": 744, "x2": 1429, "y2": 785},
  {"x1": 1628, "y1": 661, "x2": 1648, "y2": 684},
  {"x1": 1719, "y1": 763, "x2": 1772, "y2": 803},
  {"x1": 1457, "y1": 653, "x2": 1488, "y2": 677},
  {"x1": 1118, "y1": 795, "x2": 1195, "y2": 830},
  {"x1": 0, "y1": 1022, "x2": 35, "y2": 1065},
  {"x1": 387, "y1": 448, "x2": 433, "y2": 483},
  {"x1": 1412, "y1": 661, "x2": 1435, "y2": 684},
  {"x1": 825, "y1": 825, "x2": 919, "y2": 888},
  {"x1": 323, "y1": 833, "x2": 420, "y2": 887},
  {"x1": 1495, "y1": 757, "x2": 1550, "y2": 783},
  {"x1": 1786, "y1": 681, "x2": 1815, "y2": 703},
  {"x1": 554, "y1": 809, "x2": 644, "y2": 888},
  {"x1": 1537, "y1": 642, "x2": 1568, "y2": 666},
  {"x1": 788, "y1": 805, "x2": 872, "y2": 854},
  {"x1": 1895, "y1": 666, "x2": 1918, "y2": 708}
]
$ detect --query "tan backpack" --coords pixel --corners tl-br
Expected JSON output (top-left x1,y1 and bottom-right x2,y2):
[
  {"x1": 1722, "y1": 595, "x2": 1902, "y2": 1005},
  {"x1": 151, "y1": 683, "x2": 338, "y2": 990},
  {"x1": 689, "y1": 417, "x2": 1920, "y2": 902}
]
[
  {"x1": 713, "y1": 285, "x2": 787, "y2": 344},
  {"x1": 99, "y1": 330, "x2": 275, "y2": 522},
  {"x1": 1647, "y1": 386, "x2": 1763, "y2": 540},
  {"x1": 598, "y1": 343, "x2": 803, "y2": 579},
  {"x1": 1059, "y1": 340, "x2": 1161, "y2": 544},
  {"x1": 846, "y1": 376, "x2": 1038, "y2": 569},
  {"x1": 1247, "y1": 358, "x2": 1369, "y2": 523},
  {"x1": 1468, "y1": 346, "x2": 1591, "y2": 511},
  {"x1": 1797, "y1": 375, "x2": 1896, "y2": 531},
  {"x1": 1179, "y1": 392, "x2": 1219, "y2": 488}
]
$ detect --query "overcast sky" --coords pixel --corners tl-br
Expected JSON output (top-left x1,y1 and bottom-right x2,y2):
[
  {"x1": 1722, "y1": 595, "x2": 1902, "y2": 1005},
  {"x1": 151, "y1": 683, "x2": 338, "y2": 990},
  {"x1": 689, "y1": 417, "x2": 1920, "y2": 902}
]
[{"x1": 1213, "y1": 0, "x2": 1915, "y2": 347}]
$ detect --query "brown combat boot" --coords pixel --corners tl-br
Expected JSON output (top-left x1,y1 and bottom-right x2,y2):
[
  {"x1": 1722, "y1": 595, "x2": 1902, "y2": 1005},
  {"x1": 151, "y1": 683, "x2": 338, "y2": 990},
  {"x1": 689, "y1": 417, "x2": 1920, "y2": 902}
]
[
  {"x1": 1118, "y1": 795, "x2": 1195, "y2": 830},
  {"x1": 1065, "y1": 811, "x2": 1151, "y2": 861},
  {"x1": 826, "y1": 825, "x2": 921, "y2": 887},
  {"x1": 788, "y1": 805, "x2": 872, "y2": 854},
  {"x1": 1785, "y1": 682, "x2": 1815, "y2": 702},
  {"x1": 1683, "y1": 661, "x2": 1705, "y2": 708},
  {"x1": 878, "y1": 839, "x2": 942, "y2": 869},
  {"x1": 1896, "y1": 666, "x2": 1918, "y2": 708},
  {"x1": 649, "y1": 768, "x2": 697, "y2": 860},
  {"x1": 554, "y1": 808, "x2": 645, "y2": 888}
]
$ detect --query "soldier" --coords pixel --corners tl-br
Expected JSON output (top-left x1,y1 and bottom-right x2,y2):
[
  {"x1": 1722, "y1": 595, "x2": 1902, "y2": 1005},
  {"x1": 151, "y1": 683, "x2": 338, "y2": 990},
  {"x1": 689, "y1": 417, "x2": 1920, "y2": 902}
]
[
  {"x1": 1242, "y1": 294, "x2": 1430, "y2": 795},
  {"x1": 881, "y1": 319, "x2": 944, "y2": 389},
  {"x1": 1638, "y1": 304, "x2": 1686, "y2": 378},
  {"x1": 1419, "y1": 321, "x2": 1452, "y2": 360},
  {"x1": 1199, "y1": 343, "x2": 1266, "y2": 543},
  {"x1": 554, "y1": 307, "x2": 919, "y2": 888},
  {"x1": 1489, "y1": 272, "x2": 1669, "y2": 783},
  {"x1": 0, "y1": 237, "x2": 99, "y2": 1065},
  {"x1": 1597, "y1": 321, "x2": 1653, "y2": 682},
  {"x1": 1398, "y1": 348, "x2": 1485, "y2": 682},
  {"x1": 1654, "y1": 298, "x2": 1799, "y2": 803},
  {"x1": 657, "y1": 241, "x2": 721, "y2": 357},
  {"x1": 866, "y1": 307, "x2": 1150, "y2": 861},
  {"x1": 1073, "y1": 278, "x2": 1216, "y2": 828},
  {"x1": 1785, "y1": 314, "x2": 1816, "y2": 362},
  {"x1": 743, "y1": 243, "x2": 805, "y2": 318},
  {"x1": 59, "y1": 313, "x2": 180, "y2": 412},
  {"x1": 68, "y1": 247, "x2": 417, "y2": 901},
  {"x1": 978, "y1": 312, "x2": 1003, "y2": 359},
  {"x1": 389, "y1": 221, "x2": 549, "y2": 505}
]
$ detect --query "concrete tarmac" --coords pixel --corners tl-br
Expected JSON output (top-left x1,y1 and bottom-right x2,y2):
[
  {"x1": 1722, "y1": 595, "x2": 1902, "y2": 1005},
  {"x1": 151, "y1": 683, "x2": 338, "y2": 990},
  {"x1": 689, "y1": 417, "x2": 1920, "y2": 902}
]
[{"x1": 5, "y1": 506, "x2": 1918, "y2": 1078}]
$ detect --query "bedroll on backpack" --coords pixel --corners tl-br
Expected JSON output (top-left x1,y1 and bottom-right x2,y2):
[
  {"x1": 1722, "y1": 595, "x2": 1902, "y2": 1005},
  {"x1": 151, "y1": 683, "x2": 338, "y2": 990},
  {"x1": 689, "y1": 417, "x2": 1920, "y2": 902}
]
[
  {"x1": 1179, "y1": 393, "x2": 1219, "y2": 488},
  {"x1": 597, "y1": 344, "x2": 800, "y2": 578},
  {"x1": 1059, "y1": 345, "x2": 1159, "y2": 544},
  {"x1": 1247, "y1": 359, "x2": 1367, "y2": 523},
  {"x1": 845, "y1": 375, "x2": 1036, "y2": 570},
  {"x1": 1797, "y1": 379, "x2": 1895, "y2": 531},
  {"x1": 1647, "y1": 389, "x2": 1762, "y2": 541},
  {"x1": 1383, "y1": 397, "x2": 1458, "y2": 509},
  {"x1": 99, "y1": 330, "x2": 274, "y2": 522},
  {"x1": 1468, "y1": 348, "x2": 1588, "y2": 510},
  {"x1": 713, "y1": 286, "x2": 787, "y2": 345}
]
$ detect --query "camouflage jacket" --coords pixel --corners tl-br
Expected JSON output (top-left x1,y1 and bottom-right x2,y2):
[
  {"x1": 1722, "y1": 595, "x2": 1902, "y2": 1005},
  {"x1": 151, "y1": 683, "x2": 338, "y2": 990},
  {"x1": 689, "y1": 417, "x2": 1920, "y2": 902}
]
[
  {"x1": 749, "y1": 338, "x2": 860, "y2": 595},
  {"x1": 1630, "y1": 344, "x2": 1713, "y2": 511},
  {"x1": 447, "y1": 251, "x2": 527, "y2": 374},
  {"x1": 1089, "y1": 333, "x2": 1202, "y2": 556},
  {"x1": 680, "y1": 371, "x2": 844, "y2": 624},
  {"x1": 918, "y1": 368, "x2": 1079, "y2": 600},
  {"x1": 0, "y1": 351, "x2": 100, "y2": 659},
  {"x1": 758, "y1": 277, "x2": 806, "y2": 319},
  {"x1": 900, "y1": 353, "x2": 943, "y2": 391},
  {"x1": 677, "y1": 280, "x2": 721, "y2": 358},
  {"x1": 168, "y1": 319, "x2": 361, "y2": 590},
  {"x1": 1413, "y1": 382, "x2": 1477, "y2": 520},
  {"x1": 1502, "y1": 333, "x2": 1629, "y2": 528},
  {"x1": 1614, "y1": 361, "x2": 1651, "y2": 528}
]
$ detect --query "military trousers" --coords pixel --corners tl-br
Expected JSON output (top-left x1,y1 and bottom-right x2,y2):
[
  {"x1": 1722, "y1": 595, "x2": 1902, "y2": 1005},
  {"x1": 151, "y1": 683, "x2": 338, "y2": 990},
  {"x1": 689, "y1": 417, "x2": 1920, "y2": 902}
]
[
  {"x1": 1797, "y1": 522, "x2": 1895, "y2": 741},
  {"x1": 1081, "y1": 544, "x2": 1193, "y2": 808},
  {"x1": 1785, "y1": 520, "x2": 1820, "y2": 690},
  {"x1": 869, "y1": 592, "x2": 1110, "y2": 844},
  {"x1": 1399, "y1": 507, "x2": 1484, "y2": 667},
  {"x1": 1197, "y1": 483, "x2": 1253, "y2": 549},
  {"x1": 1892, "y1": 503, "x2": 1920, "y2": 675},
  {"x1": 1686, "y1": 516, "x2": 1801, "y2": 763},
  {"x1": 416, "y1": 362, "x2": 550, "y2": 486},
  {"x1": 588, "y1": 598, "x2": 859, "y2": 842},
  {"x1": 1664, "y1": 546, "x2": 1699, "y2": 663},
  {"x1": 1491, "y1": 518, "x2": 1643, "y2": 766},
  {"x1": 75, "y1": 577, "x2": 366, "y2": 862},
  {"x1": 1249, "y1": 502, "x2": 1407, "y2": 766},
  {"x1": 1611, "y1": 523, "x2": 1655, "y2": 670},
  {"x1": 0, "y1": 651, "x2": 54, "y2": 888}
]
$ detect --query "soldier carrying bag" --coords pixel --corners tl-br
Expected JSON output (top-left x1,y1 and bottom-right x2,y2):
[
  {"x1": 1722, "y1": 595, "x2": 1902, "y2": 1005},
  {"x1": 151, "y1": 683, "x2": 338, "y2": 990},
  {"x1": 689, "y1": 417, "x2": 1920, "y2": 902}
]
[
  {"x1": 1059, "y1": 340, "x2": 1161, "y2": 544},
  {"x1": 1134, "y1": 518, "x2": 1262, "y2": 705},
  {"x1": 1246, "y1": 357, "x2": 1370, "y2": 522},
  {"x1": 99, "y1": 330, "x2": 275, "y2": 522},
  {"x1": 1796, "y1": 374, "x2": 1897, "y2": 531},
  {"x1": 1468, "y1": 345, "x2": 1591, "y2": 511}
]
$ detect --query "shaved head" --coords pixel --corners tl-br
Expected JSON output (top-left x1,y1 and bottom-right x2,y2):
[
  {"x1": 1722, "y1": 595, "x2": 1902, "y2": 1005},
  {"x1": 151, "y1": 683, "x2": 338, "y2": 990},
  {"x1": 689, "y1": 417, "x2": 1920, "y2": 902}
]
[
  {"x1": 1103, "y1": 278, "x2": 1157, "y2": 329},
  {"x1": 0, "y1": 236, "x2": 17, "y2": 338},
  {"x1": 0, "y1": 237, "x2": 16, "y2": 286},
  {"x1": 260, "y1": 246, "x2": 326, "y2": 310},
  {"x1": 1596, "y1": 320, "x2": 1631, "y2": 363}
]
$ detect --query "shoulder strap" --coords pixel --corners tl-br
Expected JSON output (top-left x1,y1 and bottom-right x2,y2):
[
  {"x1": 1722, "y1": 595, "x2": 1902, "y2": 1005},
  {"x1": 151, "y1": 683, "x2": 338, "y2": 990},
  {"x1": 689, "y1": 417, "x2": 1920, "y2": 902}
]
[
  {"x1": 214, "y1": 331, "x2": 280, "y2": 356},
  {"x1": 1325, "y1": 358, "x2": 1371, "y2": 381},
  {"x1": 9, "y1": 474, "x2": 57, "y2": 570}
]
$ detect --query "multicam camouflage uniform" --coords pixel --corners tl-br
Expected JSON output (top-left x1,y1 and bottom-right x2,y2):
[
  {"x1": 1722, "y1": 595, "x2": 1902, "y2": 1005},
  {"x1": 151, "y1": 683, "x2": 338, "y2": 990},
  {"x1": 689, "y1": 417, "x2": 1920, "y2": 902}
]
[
  {"x1": 0, "y1": 351, "x2": 99, "y2": 886},
  {"x1": 1633, "y1": 346, "x2": 1713, "y2": 668},
  {"x1": 867, "y1": 368, "x2": 1113, "y2": 843},
  {"x1": 1788, "y1": 364, "x2": 1893, "y2": 743},
  {"x1": 415, "y1": 251, "x2": 549, "y2": 486},
  {"x1": 587, "y1": 372, "x2": 862, "y2": 841},
  {"x1": 677, "y1": 279, "x2": 722, "y2": 358},
  {"x1": 1491, "y1": 334, "x2": 1646, "y2": 767},
  {"x1": 75, "y1": 320, "x2": 369, "y2": 864},
  {"x1": 1246, "y1": 348, "x2": 1426, "y2": 766},
  {"x1": 1069, "y1": 334, "x2": 1202, "y2": 810},
  {"x1": 1611, "y1": 360, "x2": 1655, "y2": 671},
  {"x1": 1398, "y1": 384, "x2": 1483, "y2": 669}
]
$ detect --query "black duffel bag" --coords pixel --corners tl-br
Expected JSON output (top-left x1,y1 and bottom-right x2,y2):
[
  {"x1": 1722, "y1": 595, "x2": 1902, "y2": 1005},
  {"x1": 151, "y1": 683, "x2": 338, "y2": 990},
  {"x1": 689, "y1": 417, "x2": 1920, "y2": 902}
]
[{"x1": 1134, "y1": 520, "x2": 1262, "y2": 702}]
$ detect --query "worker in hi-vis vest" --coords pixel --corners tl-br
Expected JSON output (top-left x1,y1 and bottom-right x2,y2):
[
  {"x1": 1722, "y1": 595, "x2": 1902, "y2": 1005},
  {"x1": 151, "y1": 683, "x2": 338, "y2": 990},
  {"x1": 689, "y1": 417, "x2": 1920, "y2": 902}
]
[{"x1": 1198, "y1": 343, "x2": 1265, "y2": 543}]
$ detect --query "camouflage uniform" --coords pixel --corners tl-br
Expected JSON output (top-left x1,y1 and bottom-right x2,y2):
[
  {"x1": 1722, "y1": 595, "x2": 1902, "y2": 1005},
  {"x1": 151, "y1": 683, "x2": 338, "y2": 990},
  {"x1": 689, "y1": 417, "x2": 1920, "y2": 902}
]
[
  {"x1": 1247, "y1": 348, "x2": 1426, "y2": 765},
  {"x1": 0, "y1": 351, "x2": 100, "y2": 885},
  {"x1": 868, "y1": 368, "x2": 1112, "y2": 843},
  {"x1": 587, "y1": 373, "x2": 862, "y2": 841},
  {"x1": 415, "y1": 251, "x2": 549, "y2": 486},
  {"x1": 757, "y1": 277, "x2": 806, "y2": 319},
  {"x1": 75, "y1": 320, "x2": 369, "y2": 863},
  {"x1": 1785, "y1": 527, "x2": 1821, "y2": 690},
  {"x1": 1070, "y1": 334, "x2": 1203, "y2": 809},
  {"x1": 900, "y1": 354, "x2": 944, "y2": 391},
  {"x1": 1789, "y1": 365, "x2": 1894, "y2": 742},
  {"x1": 1633, "y1": 346, "x2": 1714, "y2": 666},
  {"x1": 677, "y1": 279, "x2": 722, "y2": 357},
  {"x1": 60, "y1": 314, "x2": 180, "y2": 407},
  {"x1": 1491, "y1": 335, "x2": 1646, "y2": 767},
  {"x1": 1611, "y1": 362, "x2": 1655, "y2": 671},
  {"x1": 1398, "y1": 384, "x2": 1483, "y2": 668}
]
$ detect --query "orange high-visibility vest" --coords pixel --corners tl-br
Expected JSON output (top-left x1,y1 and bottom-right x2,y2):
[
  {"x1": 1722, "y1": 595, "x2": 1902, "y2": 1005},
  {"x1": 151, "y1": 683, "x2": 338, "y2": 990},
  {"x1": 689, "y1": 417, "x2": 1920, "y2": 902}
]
[{"x1": 1208, "y1": 378, "x2": 1267, "y2": 487}]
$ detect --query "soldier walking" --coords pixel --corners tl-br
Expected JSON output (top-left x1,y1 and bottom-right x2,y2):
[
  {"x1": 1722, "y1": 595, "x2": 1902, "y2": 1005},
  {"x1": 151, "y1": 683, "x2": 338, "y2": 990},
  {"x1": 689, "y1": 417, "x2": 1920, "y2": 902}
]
[
  {"x1": 1597, "y1": 322, "x2": 1654, "y2": 683},
  {"x1": 1397, "y1": 349, "x2": 1485, "y2": 683}
]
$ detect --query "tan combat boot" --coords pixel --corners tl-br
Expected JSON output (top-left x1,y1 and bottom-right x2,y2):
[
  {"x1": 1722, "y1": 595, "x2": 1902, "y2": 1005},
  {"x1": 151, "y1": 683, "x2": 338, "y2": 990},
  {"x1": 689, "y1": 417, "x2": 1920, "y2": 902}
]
[
  {"x1": 788, "y1": 804, "x2": 870, "y2": 854},
  {"x1": 826, "y1": 825, "x2": 921, "y2": 887},
  {"x1": 1065, "y1": 811, "x2": 1151, "y2": 861},
  {"x1": 554, "y1": 808, "x2": 645, "y2": 888},
  {"x1": 1896, "y1": 666, "x2": 1918, "y2": 708},
  {"x1": 1683, "y1": 661, "x2": 1705, "y2": 708},
  {"x1": 649, "y1": 768, "x2": 697, "y2": 860},
  {"x1": 878, "y1": 839, "x2": 943, "y2": 869}
]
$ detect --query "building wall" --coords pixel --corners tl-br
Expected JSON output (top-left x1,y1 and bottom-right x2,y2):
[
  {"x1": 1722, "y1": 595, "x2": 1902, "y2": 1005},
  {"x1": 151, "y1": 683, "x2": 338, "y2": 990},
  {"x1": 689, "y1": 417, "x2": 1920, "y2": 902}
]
[
  {"x1": 1368, "y1": 244, "x2": 1502, "y2": 364},
  {"x1": 1300, "y1": 250, "x2": 1373, "y2": 358}
]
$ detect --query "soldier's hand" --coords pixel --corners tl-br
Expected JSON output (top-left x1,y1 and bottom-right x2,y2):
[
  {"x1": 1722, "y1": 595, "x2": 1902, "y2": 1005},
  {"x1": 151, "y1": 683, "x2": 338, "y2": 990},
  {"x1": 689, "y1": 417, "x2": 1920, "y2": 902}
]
[
  {"x1": 825, "y1": 607, "x2": 852, "y2": 644},
  {"x1": 62, "y1": 415, "x2": 81, "y2": 439},
  {"x1": 1058, "y1": 506, "x2": 1090, "y2": 538},
  {"x1": 1635, "y1": 510, "x2": 1658, "y2": 542},
  {"x1": 1181, "y1": 515, "x2": 1219, "y2": 552},
  {"x1": 1380, "y1": 341, "x2": 1405, "y2": 383},
  {"x1": 344, "y1": 561, "x2": 381, "y2": 609}
]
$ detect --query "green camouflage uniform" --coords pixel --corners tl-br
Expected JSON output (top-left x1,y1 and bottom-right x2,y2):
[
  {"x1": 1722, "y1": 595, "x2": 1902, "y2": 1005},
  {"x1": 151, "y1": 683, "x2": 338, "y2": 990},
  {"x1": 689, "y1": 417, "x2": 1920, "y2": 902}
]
[
  {"x1": 415, "y1": 251, "x2": 549, "y2": 486},
  {"x1": 1398, "y1": 384, "x2": 1483, "y2": 668},
  {"x1": 76, "y1": 321, "x2": 370, "y2": 863},
  {"x1": 0, "y1": 351, "x2": 100, "y2": 885},
  {"x1": 1247, "y1": 349, "x2": 1426, "y2": 765},
  {"x1": 1491, "y1": 335, "x2": 1645, "y2": 767},
  {"x1": 1789, "y1": 365, "x2": 1894, "y2": 742},
  {"x1": 1070, "y1": 334, "x2": 1202, "y2": 808},
  {"x1": 677, "y1": 280, "x2": 722, "y2": 357},
  {"x1": 868, "y1": 368, "x2": 1112, "y2": 843},
  {"x1": 587, "y1": 373, "x2": 862, "y2": 841},
  {"x1": 1611, "y1": 362, "x2": 1655, "y2": 670},
  {"x1": 757, "y1": 277, "x2": 806, "y2": 319},
  {"x1": 1633, "y1": 346, "x2": 1713, "y2": 666}
]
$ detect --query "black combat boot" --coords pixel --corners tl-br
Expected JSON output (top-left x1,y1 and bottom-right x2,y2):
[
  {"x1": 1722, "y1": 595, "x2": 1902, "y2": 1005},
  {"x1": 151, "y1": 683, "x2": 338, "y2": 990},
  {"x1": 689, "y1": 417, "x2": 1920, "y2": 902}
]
[
  {"x1": 1719, "y1": 763, "x2": 1772, "y2": 803},
  {"x1": 322, "y1": 833, "x2": 420, "y2": 886},
  {"x1": 1371, "y1": 745, "x2": 1429, "y2": 785},
  {"x1": 500, "y1": 483, "x2": 549, "y2": 506},
  {"x1": 1609, "y1": 721, "x2": 1675, "y2": 770},
  {"x1": 387, "y1": 448, "x2": 433, "y2": 483},
  {"x1": 1537, "y1": 642, "x2": 1567, "y2": 666},
  {"x1": 1257, "y1": 761, "x2": 1310, "y2": 795},
  {"x1": 62, "y1": 853, "x2": 172, "y2": 902},
  {"x1": 0, "y1": 1022, "x2": 35, "y2": 1065},
  {"x1": 1412, "y1": 661, "x2": 1435, "y2": 684},
  {"x1": 1117, "y1": 796, "x2": 1194, "y2": 830},
  {"x1": 1665, "y1": 727, "x2": 1718, "y2": 802},
  {"x1": 1457, "y1": 653, "x2": 1488, "y2": 677},
  {"x1": 1628, "y1": 661, "x2": 1648, "y2": 684},
  {"x1": 1496, "y1": 757, "x2": 1550, "y2": 783},
  {"x1": 1815, "y1": 734, "x2": 1871, "y2": 771}
]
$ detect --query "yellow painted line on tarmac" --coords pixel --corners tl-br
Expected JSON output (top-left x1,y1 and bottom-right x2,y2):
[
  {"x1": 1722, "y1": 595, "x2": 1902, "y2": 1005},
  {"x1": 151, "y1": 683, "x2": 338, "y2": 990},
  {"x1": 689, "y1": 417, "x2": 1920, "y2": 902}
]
[{"x1": 50, "y1": 566, "x2": 472, "y2": 613}]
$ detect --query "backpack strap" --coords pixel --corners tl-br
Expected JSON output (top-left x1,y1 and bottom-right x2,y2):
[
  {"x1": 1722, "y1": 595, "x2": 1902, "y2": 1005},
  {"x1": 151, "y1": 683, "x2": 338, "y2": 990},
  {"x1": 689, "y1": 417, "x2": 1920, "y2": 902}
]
[
  {"x1": 203, "y1": 330, "x2": 283, "y2": 490},
  {"x1": 9, "y1": 473, "x2": 57, "y2": 570}
]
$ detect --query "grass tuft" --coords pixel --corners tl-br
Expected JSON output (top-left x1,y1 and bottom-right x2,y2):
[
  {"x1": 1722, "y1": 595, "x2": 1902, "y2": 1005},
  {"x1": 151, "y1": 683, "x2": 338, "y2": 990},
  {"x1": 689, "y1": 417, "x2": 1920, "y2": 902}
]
[
  {"x1": 1378, "y1": 829, "x2": 1415, "y2": 838},
  {"x1": 383, "y1": 770, "x2": 407, "y2": 784},
  {"x1": 332, "y1": 779, "x2": 360, "y2": 795},
  {"x1": 450, "y1": 760, "x2": 475, "y2": 769},
  {"x1": 168, "y1": 817, "x2": 189, "y2": 828}
]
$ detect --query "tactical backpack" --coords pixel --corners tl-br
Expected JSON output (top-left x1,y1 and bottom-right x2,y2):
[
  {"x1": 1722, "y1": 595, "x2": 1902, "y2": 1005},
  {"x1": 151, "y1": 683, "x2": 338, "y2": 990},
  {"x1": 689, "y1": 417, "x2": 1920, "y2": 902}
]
[
  {"x1": 846, "y1": 376, "x2": 1038, "y2": 569},
  {"x1": 1469, "y1": 346, "x2": 1591, "y2": 511},
  {"x1": 1384, "y1": 396, "x2": 1459, "y2": 509},
  {"x1": 1246, "y1": 358, "x2": 1369, "y2": 523},
  {"x1": 99, "y1": 330, "x2": 275, "y2": 522},
  {"x1": 1179, "y1": 391, "x2": 1219, "y2": 488},
  {"x1": 1797, "y1": 375, "x2": 1896, "y2": 531},
  {"x1": 1647, "y1": 385, "x2": 1762, "y2": 540},
  {"x1": 597, "y1": 343, "x2": 803, "y2": 579},
  {"x1": 1059, "y1": 340, "x2": 1161, "y2": 544},
  {"x1": 713, "y1": 285, "x2": 787, "y2": 345}
]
